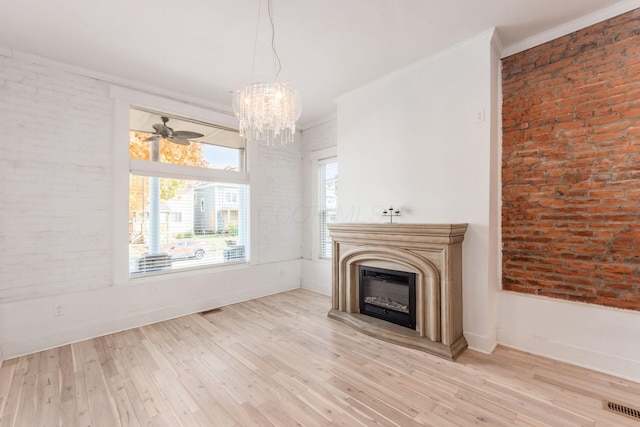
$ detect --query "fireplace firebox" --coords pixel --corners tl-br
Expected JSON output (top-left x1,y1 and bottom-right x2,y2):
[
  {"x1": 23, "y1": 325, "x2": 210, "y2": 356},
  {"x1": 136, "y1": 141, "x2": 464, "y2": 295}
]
[{"x1": 359, "y1": 265, "x2": 416, "y2": 329}]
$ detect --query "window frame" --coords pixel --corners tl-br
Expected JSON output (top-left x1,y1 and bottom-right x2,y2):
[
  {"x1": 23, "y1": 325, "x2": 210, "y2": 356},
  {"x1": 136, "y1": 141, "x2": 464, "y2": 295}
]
[
  {"x1": 110, "y1": 86, "x2": 253, "y2": 285},
  {"x1": 310, "y1": 147, "x2": 337, "y2": 261}
]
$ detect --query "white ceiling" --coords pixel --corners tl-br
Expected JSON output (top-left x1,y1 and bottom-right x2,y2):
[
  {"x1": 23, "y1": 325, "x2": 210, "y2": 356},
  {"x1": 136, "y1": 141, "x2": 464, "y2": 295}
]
[{"x1": 0, "y1": 0, "x2": 636, "y2": 128}]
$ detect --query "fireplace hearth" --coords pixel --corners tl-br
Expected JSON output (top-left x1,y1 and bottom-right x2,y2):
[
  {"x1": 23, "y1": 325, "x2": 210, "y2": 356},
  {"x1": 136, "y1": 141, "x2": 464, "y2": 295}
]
[{"x1": 327, "y1": 223, "x2": 468, "y2": 360}]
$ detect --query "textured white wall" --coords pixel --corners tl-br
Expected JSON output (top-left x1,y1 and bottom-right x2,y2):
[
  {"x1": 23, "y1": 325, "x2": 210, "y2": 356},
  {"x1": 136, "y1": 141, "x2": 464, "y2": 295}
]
[
  {"x1": 335, "y1": 31, "x2": 499, "y2": 353},
  {"x1": 0, "y1": 51, "x2": 303, "y2": 358},
  {"x1": 0, "y1": 54, "x2": 113, "y2": 301},
  {"x1": 252, "y1": 139, "x2": 303, "y2": 265}
]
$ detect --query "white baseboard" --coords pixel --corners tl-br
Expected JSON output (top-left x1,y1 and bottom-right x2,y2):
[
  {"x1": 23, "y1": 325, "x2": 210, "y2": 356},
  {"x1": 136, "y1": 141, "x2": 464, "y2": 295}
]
[
  {"x1": 1, "y1": 260, "x2": 302, "y2": 359},
  {"x1": 464, "y1": 330, "x2": 497, "y2": 355},
  {"x1": 301, "y1": 259, "x2": 332, "y2": 296},
  {"x1": 497, "y1": 328, "x2": 640, "y2": 383},
  {"x1": 300, "y1": 280, "x2": 331, "y2": 296},
  {"x1": 497, "y1": 291, "x2": 640, "y2": 383}
]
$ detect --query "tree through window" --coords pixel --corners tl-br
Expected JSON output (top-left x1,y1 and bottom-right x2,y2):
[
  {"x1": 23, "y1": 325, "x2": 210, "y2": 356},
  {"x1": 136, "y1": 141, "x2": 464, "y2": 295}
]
[{"x1": 128, "y1": 107, "x2": 249, "y2": 276}]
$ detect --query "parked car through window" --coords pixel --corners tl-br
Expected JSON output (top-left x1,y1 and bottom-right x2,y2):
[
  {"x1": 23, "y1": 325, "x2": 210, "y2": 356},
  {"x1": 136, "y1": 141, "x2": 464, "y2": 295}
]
[{"x1": 160, "y1": 241, "x2": 205, "y2": 260}]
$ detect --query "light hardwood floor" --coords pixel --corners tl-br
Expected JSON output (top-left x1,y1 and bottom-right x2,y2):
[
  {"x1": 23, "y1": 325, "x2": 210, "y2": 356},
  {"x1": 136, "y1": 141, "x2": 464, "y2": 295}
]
[{"x1": 0, "y1": 289, "x2": 639, "y2": 426}]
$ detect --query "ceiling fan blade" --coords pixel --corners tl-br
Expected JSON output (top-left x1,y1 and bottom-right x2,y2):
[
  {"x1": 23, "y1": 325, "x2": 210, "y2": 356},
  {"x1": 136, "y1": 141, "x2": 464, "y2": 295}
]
[
  {"x1": 167, "y1": 137, "x2": 191, "y2": 146},
  {"x1": 144, "y1": 135, "x2": 161, "y2": 142},
  {"x1": 172, "y1": 130, "x2": 204, "y2": 139}
]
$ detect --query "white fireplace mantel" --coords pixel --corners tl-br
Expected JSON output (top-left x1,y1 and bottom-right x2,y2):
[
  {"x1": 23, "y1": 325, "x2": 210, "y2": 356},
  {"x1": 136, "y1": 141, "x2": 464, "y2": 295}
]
[{"x1": 327, "y1": 223, "x2": 468, "y2": 360}]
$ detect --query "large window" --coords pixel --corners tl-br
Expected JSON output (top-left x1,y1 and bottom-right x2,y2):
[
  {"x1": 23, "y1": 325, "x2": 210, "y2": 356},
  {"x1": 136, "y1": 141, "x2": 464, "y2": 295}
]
[
  {"x1": 319, "y1": 158, "x2": 337, "y2": 259},
  {"x1": 128, "y1": 107, "x2": 249, "y2": 277}
]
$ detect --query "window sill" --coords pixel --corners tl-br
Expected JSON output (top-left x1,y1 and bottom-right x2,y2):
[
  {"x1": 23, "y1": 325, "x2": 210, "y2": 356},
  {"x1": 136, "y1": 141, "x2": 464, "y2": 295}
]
[{"x1": 127, "y1": 261, "x2": 249, "y2": 284}]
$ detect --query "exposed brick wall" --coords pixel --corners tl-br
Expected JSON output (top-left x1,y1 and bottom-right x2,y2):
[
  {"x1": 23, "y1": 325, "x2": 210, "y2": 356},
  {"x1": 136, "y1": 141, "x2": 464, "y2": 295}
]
[{"x1": 501, "y1": 9, "x2": 640, "y2": 310}]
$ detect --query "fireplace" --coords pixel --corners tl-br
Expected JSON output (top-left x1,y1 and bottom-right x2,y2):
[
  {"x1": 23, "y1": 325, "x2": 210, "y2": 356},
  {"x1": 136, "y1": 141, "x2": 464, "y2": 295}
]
[
  {"x1": 359, "y1": 265, "x2": 416, "y2": 329},
  {"x1": 327, "y1": 223, "x2": 468, "y2": 360}
]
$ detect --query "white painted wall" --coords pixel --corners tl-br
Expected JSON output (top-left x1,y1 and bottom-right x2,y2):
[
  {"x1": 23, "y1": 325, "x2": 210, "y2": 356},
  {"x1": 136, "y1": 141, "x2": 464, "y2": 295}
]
[
  {"x1": 498, "y1": 292, "x2": 640, "y2": 382},
  {"x1": 0, "y1": 50, "x2": 303, "y2": 359},
  {"x1": 0, "y1": 305, "x2": 4, "y2": 365},
  {"x1": 335, "y1": 30, "x2": 499, "y2": 353},
  {"x1": 2, "y1": 261, "x2": 301, "y2": 358},
  {"x1": 332, "y1": 24, "x2": 640, "y2": 381},
  {"x1": 301, "y1": 118, "x2": 338, "y2": 295}
]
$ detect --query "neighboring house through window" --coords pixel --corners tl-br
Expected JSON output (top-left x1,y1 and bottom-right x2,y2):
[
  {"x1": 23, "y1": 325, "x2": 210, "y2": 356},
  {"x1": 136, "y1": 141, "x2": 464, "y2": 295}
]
[{"x1": 128, "y1": 107, "x2": 249, "y2": 276}]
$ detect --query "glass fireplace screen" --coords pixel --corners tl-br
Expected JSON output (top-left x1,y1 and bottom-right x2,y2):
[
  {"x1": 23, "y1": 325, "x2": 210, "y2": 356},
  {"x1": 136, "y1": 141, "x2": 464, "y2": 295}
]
[{"x1": 359, "y1": 265, "x2": 416, "y2": 329}]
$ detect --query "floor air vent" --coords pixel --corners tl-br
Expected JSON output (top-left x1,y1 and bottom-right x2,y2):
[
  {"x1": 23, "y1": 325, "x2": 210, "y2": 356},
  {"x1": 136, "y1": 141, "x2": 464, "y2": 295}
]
[
  {"x1": 604, "y1": 400, "x2": 640, "y2": 421},
  {"x1": 200, "y1": 308, "x2": 222, "y2": 315}
]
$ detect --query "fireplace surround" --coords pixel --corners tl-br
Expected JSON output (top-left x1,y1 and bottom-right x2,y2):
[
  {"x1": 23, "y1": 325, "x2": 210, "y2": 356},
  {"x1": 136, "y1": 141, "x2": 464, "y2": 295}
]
[{"x1": 327, "y1": 223, "x2": 468, "y2": 360}]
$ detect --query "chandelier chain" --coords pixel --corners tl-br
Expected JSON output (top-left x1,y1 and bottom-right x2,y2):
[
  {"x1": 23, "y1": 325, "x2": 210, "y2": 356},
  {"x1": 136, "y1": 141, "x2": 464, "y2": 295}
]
[
  {"x1": 249, "y1": 0, "x2": 262, "y2": 82},
  {"x1": 267, "y1": 0, "x2": 282, "y2": 80}
]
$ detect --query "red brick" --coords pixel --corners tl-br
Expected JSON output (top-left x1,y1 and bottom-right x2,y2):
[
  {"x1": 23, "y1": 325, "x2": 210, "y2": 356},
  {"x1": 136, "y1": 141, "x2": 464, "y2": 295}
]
[
  {"x1": 596, "y1": 289, "x2": 619, "y2": 298},
  {"x1": 588, "y1": 189, "x2": 625, "y2": 198},
  {"x1": 621, "y1": 108, "x2": 640, "y2": 119},
  {"x1": 586, "y1": 114, "x2": 622, "y2": 126},
  {"x1": 577, "y1": 47, "x2": 606, "y2": 62},
  {"x1": 587, "y1": 132, "x2": 626, "y2": 143},
  {"x1": 600, "y1": 264, "x2": 635, "y2": 274}
]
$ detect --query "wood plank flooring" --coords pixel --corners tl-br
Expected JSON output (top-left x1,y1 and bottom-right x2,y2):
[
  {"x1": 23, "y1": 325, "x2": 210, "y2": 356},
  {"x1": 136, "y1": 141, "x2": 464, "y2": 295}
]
[{"x1": 0, "y1": 289, "x2": 639, "y2": 426}]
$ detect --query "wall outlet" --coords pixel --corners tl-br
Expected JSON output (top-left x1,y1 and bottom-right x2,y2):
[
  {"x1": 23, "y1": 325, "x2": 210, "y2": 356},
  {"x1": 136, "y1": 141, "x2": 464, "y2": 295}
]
[
  {"x1": 475, "y1": 108, "x2": 486, "y2": 123},
  {"x1": 54, "y1": 304, "x2": 64, "y2": 317}
]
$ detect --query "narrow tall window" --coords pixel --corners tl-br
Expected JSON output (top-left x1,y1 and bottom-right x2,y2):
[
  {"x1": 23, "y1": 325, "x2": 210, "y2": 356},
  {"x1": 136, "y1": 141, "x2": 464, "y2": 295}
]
[
  {"x1": 319, "y1": 159, "x2": 338, "y2": 259},
  {"x1": 128, "y1": 107, "x2": 249, "y2": 277}
]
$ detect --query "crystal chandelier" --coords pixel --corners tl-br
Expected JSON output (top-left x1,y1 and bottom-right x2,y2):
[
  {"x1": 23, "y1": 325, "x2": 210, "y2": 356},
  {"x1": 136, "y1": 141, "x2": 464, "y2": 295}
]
[{"x1": 232, "y1": 0, "x2": 302, "y2": 145}]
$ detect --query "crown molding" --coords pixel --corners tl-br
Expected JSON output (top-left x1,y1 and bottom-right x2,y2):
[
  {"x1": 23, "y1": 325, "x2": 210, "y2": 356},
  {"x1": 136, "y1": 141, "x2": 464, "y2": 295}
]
[
  {"x1": 502, "y1": 0, "x2": 640, "y2": 57},
  {"x1": 1, "y1": 45, "x2": 235, "y2": 117},
  {"x1": 300, "y1": 112, "x2": 337, "y2": 131}
]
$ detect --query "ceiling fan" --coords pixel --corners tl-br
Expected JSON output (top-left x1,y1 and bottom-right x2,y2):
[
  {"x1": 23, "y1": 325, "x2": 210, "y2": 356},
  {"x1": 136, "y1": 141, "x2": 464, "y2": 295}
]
[{"x1": 145, "y1": 116, "x2": 204, "y2": 146}]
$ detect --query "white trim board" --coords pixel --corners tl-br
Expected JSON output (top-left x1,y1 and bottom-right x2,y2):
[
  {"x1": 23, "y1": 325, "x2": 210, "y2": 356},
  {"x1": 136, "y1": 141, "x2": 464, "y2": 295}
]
[
  {"x1": 1, "y1": 260, "x2": 301, "y2": 360},
  {"x1": 501, "y1": 0, "x2": 640, "y2": 57},
  {"x1": 465, "y1": 331, "x2": 498, "y2": 355},
  {"x1": 301, "y1": 259, "x2": 332, "y2": 296},
  {"x1": 497, "y1": 291, "x2": 640, "y2": 383}
]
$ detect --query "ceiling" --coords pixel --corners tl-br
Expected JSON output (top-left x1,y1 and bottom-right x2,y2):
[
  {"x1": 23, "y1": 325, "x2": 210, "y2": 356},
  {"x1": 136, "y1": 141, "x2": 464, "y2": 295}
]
[
  {"x1": 130, "y1": 108, "x2": 246, "y2": 149},
  {"x1": 0, "y1": 0, "x2": 634, "y2": 128}
]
